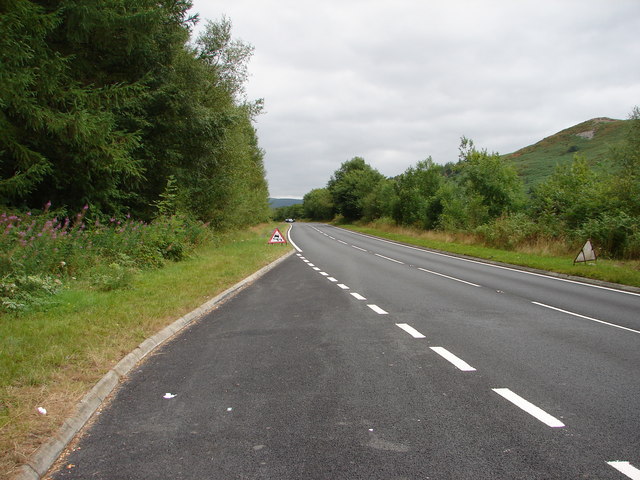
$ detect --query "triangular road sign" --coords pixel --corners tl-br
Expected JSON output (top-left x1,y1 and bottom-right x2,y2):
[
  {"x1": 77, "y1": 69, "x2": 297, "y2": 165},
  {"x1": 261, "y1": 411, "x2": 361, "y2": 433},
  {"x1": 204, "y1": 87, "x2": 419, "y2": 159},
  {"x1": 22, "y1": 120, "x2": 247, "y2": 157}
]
[
  {"x1": 574, "y1": 239, "x2": 596, "y2": 264},
  {"x1": 268, "y1": 228, "x2": 287, "y2": 244}
]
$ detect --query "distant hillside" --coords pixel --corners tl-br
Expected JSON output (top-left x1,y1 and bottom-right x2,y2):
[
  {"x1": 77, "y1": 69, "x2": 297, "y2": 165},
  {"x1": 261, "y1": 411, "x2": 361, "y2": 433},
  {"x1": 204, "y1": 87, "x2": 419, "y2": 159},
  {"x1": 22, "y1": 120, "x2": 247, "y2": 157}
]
[
  {"x1": 269, "y1": 197, "x2": 303, "y2": 208},
  {"x1": 504, "y1": 117, "x2": 629, "y2": 189}
]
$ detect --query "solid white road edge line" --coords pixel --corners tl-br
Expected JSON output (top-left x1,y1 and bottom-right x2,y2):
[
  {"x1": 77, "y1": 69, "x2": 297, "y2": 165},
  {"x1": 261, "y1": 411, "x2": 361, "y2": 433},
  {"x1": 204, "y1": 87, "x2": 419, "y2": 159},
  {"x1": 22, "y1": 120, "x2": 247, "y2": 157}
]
[
  {"x1": 287, "y1": 224, "x2": 302, "y2": 252},
  {"x1": 607, "y1": 461, "x2": 640, "y2": 480},
  {"x1": 374, "y1": 253, "x2": 405, "y2": 264},
  {"x1": 492, "y1": 388, "x2": 565, "y2": 428},
  {"x1": 396, "y1": 323, "x2": 426, "y2": 338},
  {"x1": 430, "y1": 347, "x2": 476, "y2": 371},
  {"x1": 532, "y1": 302, "x2": 640, "y2": 335},
  {"x1": 417, "y1": 267, "x2": 481, "y2": 287},
  {"x1": 336, "y1": 227, "x2": 640, "y2": 297},
  {"x1": 368, "y1": 304, "x2": 388, "y2": 315},
  {"x1": 350, "y1": 293, "x2": 366, "y2": 300}
]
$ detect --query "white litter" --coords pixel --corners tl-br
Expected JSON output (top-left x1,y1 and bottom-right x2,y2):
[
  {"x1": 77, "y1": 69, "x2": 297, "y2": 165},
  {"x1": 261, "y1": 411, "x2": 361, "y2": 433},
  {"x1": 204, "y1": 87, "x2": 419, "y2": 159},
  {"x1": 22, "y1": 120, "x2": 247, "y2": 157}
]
[
  {"x1": 163, "y1": 393, "x2": 177, "y2": 399},
  {"x1": 37, "y1": 407, "x2": 47, "y2": 415},
  {"x1": 227, "y1": 407, "x2": 233, "y2": 412}
]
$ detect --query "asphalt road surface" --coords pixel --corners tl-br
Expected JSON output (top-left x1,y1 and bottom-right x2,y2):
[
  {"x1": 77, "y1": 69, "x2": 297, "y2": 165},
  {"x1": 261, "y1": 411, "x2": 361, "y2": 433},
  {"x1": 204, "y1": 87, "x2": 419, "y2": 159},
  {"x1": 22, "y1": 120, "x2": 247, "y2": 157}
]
[{"x1": 50, "y1": 223, "x2": 640, "y2": 479}]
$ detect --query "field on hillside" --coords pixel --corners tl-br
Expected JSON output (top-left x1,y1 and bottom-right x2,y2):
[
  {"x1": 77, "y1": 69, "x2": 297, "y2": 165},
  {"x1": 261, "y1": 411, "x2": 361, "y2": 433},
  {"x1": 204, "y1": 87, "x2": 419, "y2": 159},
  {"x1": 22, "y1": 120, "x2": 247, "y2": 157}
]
[{"x1": 504, "y1": 118, "x2": 629, "y2": 189}]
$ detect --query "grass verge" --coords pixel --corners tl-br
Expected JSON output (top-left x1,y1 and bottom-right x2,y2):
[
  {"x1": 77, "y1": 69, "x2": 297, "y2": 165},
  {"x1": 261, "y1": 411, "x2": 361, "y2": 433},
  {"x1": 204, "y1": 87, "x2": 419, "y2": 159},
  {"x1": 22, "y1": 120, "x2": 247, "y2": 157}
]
[
  {"x1": 340, "y1": 224, "x2": 640, "y2": 288},
  {"x1": 0, "y1": 224, "x2": 292, "y2": 478}
]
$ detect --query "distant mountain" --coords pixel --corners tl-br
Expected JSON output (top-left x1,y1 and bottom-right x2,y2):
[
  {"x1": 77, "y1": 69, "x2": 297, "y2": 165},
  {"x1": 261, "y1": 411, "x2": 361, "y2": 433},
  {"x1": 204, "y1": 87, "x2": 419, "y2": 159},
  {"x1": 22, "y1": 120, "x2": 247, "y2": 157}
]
[
  {"x1": 504, "y1": 117, "x2": 629, "y2": 189},
  {"x1": 269, "y1": 197, "x2": 303, "y2": 208}
]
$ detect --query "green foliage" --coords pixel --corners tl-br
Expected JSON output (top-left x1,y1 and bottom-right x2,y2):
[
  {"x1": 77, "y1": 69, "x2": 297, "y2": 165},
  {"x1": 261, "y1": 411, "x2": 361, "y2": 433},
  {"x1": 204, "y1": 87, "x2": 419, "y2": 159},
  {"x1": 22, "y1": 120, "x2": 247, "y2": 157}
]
[
  {"x1": 304, "y1": 112, "x2": 640, "y2": 259},
  {"x1": 393, "y1": 158, "x2": 442, "y2": 228},
  {"x1": 1, "y1": 3, "x2": 269, "y2": 229},
  {"x1": 531, "y1": 155, "x2": 608, "y2": 234},
  {"x1": 575, "y1": 212, "x2": 640, "y2": 259},
  {"x1": 362, "y1": 178, "x2": 398, "y2": 222},
  {"x1": 456, "y1": 137, "x2": 526, "y2": 220},
  {"x1": 505, "y1": 117, "x2": 630, "y2": 189},
  {"x1": 327, "y1": 157, "x2": 385, "y2": 221},
  {"x1": 0, "y1": 206, "x2": 211, "y2": 311},
  {"x1": 303, "y1": 188, "x2": 334, "y2": 220},
  {"x1": 272, "y1": 204, "x2": 303, "y2": 221},
  {"x1": 475, "y1": 213, "x2": 540, "y2": 250}
]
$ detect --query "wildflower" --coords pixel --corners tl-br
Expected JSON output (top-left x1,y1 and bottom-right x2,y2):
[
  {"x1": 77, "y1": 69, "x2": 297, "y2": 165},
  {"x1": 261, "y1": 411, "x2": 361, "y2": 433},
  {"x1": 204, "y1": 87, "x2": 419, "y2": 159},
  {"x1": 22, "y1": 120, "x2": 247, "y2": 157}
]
[
  {"x1": 83, "y1": 204, "x2": 89, "y2": 210},
  {"x1": 44, "y1": 201, "x2": 52, "y2": 212}
]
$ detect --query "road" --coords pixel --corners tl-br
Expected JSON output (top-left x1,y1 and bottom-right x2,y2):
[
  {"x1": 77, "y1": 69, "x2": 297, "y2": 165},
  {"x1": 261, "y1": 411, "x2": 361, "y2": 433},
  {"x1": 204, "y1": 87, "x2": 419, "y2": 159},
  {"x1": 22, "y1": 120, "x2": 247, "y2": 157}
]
[{"x1": 51, "y1": 223, "x2": 640, "y2": 479}]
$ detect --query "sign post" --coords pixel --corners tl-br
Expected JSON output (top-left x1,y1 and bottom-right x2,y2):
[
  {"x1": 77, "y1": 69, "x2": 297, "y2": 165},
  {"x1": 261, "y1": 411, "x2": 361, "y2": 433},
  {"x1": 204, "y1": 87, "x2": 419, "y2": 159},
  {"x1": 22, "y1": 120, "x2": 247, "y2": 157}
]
[{"x1": 268, "y1": 228, "x2": 287, "y2": 245}]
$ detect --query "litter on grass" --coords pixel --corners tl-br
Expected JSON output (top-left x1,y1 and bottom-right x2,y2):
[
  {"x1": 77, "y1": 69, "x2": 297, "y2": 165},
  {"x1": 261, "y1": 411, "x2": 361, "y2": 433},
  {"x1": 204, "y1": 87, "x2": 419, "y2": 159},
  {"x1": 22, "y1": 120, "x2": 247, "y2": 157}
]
[{"x1": 163, "y1": 393, "x2": 177, "y2": 399}]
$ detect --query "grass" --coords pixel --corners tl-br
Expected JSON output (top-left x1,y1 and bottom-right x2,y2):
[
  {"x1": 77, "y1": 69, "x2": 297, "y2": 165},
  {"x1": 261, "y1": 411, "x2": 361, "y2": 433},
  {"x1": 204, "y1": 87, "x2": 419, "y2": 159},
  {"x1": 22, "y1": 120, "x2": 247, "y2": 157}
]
[
  {"x1": 340, "y1": 223, "x2": 640, "y2": 288},
  {"x1": 0, "y1": 223, "x2": 292, "y2": 478},
  {"x1": 504, "y1": 118, "x2": 629, "y2": 189}
]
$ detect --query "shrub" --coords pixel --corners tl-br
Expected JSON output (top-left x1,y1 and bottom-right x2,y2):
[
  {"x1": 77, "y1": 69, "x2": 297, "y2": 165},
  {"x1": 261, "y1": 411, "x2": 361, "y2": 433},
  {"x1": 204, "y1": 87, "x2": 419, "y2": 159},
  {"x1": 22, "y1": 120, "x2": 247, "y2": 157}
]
[
  {"x1": 0, "y1": 206, "x2": 211, "y2": 311},
  {"x1": 575, "y1": 212, "x2": 639, "y2": 258},
  {"x1": 475, "y1": 213, "x2": 539, "y2": 249}
]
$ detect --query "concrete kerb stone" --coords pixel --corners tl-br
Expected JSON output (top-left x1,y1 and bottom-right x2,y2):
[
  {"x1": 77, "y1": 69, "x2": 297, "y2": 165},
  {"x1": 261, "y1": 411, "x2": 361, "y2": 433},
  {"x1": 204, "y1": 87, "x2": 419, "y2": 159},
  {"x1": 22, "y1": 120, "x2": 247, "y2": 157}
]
[{"x1": 17, "y1": 248, "x2": 295, "y2": 480}]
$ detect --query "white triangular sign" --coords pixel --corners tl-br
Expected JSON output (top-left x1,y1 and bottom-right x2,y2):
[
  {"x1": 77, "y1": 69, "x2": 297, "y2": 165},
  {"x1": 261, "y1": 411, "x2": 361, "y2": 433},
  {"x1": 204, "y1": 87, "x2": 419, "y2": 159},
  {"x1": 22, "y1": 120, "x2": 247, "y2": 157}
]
[
  {"x1": 574, "y1": 239, "x2": 596, "y2": 264},
  {"x1": 268, "y1": 228, "x2": 287, "y2": 244}
]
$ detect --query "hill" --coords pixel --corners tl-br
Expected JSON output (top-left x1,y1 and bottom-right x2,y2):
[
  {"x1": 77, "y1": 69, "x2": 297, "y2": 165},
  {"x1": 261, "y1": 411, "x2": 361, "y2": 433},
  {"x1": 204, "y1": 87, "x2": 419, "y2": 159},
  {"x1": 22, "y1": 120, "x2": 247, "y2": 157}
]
[
  {"x1": 504, "y1": 117, "x2": 629, "y2": 189},
  {"x1": 269, "y1": 197, "x2": 303, "y2": 208}
]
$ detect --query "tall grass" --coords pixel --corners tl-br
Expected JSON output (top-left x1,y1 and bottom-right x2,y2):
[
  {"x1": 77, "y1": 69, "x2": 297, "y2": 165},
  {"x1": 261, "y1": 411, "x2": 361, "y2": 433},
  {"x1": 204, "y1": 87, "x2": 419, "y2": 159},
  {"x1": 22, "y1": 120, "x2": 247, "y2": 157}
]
[{"x1": 0, "y1": 205, "x2": 212, "y2": 311}]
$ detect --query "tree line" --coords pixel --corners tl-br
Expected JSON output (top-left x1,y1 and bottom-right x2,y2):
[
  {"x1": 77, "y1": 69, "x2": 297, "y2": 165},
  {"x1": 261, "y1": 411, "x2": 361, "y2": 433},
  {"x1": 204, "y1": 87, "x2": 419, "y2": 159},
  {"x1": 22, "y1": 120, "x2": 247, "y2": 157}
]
[
  {"x1": 302, "y1": 109, "x2": 640, "y2": 259},
  {"x1": 1, "y1": 0, "x2": 270, "y2": 228}
]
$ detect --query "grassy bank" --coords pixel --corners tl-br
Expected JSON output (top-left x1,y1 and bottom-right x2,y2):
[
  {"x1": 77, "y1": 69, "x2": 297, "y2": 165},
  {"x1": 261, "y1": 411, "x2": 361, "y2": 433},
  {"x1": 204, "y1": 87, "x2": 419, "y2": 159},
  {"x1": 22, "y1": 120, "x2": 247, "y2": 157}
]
[
  {"x1": 0, "y1": 224, "x2": 291, "y2": 478},
  {"x1": 341, "y1": 223, "x2": 640, "y2": 288}
]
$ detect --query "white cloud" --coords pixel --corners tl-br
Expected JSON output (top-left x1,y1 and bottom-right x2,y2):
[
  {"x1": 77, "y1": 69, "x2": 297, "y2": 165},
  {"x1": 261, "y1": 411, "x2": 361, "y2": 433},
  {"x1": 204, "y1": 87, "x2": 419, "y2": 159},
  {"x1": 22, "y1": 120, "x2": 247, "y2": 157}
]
[{"x1": 191, "y1": 0, "x2": 640, "y2": 197}]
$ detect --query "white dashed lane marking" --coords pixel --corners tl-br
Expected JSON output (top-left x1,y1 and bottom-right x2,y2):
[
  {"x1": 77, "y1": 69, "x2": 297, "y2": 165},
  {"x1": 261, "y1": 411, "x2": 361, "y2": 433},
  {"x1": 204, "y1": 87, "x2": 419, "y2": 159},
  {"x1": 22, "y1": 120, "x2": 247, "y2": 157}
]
[
  {"x1": 492, "y1": 388, "x2": 565, "y2": 428},
  {"x1": 350, "y1": 293, "x2": 366, "y2": 300},
  {"x1": 430, "y1": 347, "x2": 476, "y2": 371},
  {"x1": 367, "y1": 304, "x2": 388, "y2": 315},
  {"x1": 337, "y1": 284, "x2": 349, "y2": 290},
  {"x1": 374, "y1": 253, "x2": 404, "y2": 264},
  {"x1": 417, "y1": 267, "x2": 480, "y2": 287},
  {"x1": 396, "y1": 323, "x2": 426, "y2": 338},
  {"x1": 607, "y1": 461, "x2": 640, "y2": 480}
]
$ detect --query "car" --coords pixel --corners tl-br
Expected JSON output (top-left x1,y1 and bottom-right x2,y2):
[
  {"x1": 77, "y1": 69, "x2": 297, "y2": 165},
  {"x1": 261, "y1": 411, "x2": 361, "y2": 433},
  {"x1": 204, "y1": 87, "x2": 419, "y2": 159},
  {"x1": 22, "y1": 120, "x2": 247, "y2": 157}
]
[{"x1": 285, "y1": 218, "x2": 295, "y2": 223}]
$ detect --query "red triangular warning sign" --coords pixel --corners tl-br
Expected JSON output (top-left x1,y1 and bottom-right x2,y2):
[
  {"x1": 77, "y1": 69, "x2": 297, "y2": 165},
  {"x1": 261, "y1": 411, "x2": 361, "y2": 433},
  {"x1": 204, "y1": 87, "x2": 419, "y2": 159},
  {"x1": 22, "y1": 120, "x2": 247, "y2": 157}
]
[{"x1": 268, "y1": 228, "x2": 287, "y2": 244}]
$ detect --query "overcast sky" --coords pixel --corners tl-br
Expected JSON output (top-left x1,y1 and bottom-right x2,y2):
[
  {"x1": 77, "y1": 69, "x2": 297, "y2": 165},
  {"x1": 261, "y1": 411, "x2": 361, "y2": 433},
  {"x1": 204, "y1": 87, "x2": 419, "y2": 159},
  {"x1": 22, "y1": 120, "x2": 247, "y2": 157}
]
[{"x1": 189, "y1": 0, "x2": 640, "y2": 198}]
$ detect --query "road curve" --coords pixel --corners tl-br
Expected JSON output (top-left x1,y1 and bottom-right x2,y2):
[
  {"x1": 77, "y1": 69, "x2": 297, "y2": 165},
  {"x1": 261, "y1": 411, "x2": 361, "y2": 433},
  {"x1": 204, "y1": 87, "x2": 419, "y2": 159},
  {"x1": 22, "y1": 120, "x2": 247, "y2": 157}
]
[{"x1": 50, "y1": 223, "x2": 640, "y2": 479}]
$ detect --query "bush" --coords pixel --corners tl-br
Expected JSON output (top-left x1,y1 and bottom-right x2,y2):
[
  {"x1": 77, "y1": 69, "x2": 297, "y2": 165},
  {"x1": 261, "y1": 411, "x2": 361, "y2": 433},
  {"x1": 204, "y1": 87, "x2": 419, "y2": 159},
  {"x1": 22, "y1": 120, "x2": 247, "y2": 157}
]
[
  {"x1": 475, "y1": 213, "x2": 539, "y2": 249},
  {"x1": 0, "y1": 206, "x2": 212, "y2": 311},
  {"x1": 1, "y1": 274, "x2": 61, "y2": 311},
  {"x1": 575, "y1": 212, "x2": 639, "y2": 259}
]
